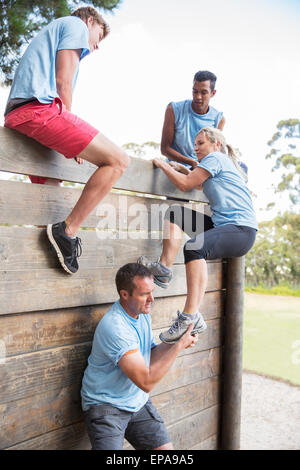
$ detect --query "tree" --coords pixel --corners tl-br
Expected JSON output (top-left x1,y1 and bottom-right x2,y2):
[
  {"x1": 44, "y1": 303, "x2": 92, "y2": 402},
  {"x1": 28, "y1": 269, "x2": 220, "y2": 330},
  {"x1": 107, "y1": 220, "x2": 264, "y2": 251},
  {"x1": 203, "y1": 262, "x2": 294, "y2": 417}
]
[
  {"x1": 122, "y1": 141, "x2": 161, "y2": 160},
  {"x1": 266, "y1": 119, "x2": 300, "y2": 207},
  {"x1": 0, "y1": 0, "x2": 121, "y2": 86},
  {"x1": 246, "y1": 211, "x2": 300, "y2": 287}
]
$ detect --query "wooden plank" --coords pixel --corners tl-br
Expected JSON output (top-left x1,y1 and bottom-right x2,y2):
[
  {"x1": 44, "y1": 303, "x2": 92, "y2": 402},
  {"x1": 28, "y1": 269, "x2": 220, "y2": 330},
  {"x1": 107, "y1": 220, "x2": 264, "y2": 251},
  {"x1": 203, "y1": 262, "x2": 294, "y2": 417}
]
[
  {"x1": 5, "y1": 421, "x2": 89, "y2": 450},
  {"x1": 0, "y1": 232, "x2": 223, "y2": 313},
  {"x1": 0, "y1": 126, "x2": 208, "y2": 202},
  {"x1": 0, "y1": 342, "x2": 221, "y2": 404},
  {"x1": 0, "y1": 180, "x2": 208, "y2": 227},
  {"x1": 153, "y1": 348, "x2": 221, "y2": 397},
  {"x1": 6, "y1": 405, "x2": 220, "y2": 450},
  {"x1": 0, "y1": 225, "x2": 185, "y2": 271},
  {"x1": 167, "y1": 405, "x2": 220, "y2": 450},
  {"x1": 189, "y1": 434, "x2": 218, "y2": 450},
  {"x1": 151, "y1": 376, "x2": 220, "y2": 424},
  {"x1": 0, "y1": 291, "x2": 224, "y2": 357},
  {"x1": 0, "y1": 376, "x2": 220, "y2": 449},
  {"x1": 0, "y1": 225, "x2": 222, "y2": 272}
]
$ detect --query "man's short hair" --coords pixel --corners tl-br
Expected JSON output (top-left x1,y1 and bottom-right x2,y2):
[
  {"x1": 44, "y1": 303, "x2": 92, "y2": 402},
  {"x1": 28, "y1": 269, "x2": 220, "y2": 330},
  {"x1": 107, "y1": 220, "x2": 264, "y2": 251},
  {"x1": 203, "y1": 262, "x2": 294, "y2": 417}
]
[
  {"x1": 71, "y1": 6, "x2": 110, "y2": 38},
  {"x1": 115, "y1": 263, "x2": 153, "y2": 296},
  {"x1": 193, "y1": 70, "x2": 217, "y2": 91}
]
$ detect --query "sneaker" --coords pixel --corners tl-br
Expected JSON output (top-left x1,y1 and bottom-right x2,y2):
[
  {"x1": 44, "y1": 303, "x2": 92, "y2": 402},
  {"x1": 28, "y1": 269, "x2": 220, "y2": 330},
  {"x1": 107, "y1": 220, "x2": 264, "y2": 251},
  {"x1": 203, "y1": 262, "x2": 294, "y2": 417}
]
[
  {"x1": 46, "y1": 221, "x2": 82, "y2": 274},
  {"x1": 137, "y1": 255, "x2": 172, "y2": 288},
  {"x1": 159, "y1": 310, "x2": 207, "y2": 343}
]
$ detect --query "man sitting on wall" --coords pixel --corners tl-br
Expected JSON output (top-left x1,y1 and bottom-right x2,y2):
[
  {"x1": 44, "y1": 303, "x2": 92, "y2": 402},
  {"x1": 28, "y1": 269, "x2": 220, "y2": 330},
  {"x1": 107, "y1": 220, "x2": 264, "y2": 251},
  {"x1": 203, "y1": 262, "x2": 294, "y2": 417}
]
[{"x1": 81, "y1": 263, "x2": 198, "y2": 450}]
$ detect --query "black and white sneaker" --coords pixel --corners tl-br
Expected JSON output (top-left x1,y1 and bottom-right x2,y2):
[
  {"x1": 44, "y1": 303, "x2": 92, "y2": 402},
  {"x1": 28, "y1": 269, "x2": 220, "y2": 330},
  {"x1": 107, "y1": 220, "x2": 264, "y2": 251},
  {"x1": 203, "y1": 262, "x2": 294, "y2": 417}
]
[{"x1": 46, "y1": 221, "x2": 82, "y2": 274}]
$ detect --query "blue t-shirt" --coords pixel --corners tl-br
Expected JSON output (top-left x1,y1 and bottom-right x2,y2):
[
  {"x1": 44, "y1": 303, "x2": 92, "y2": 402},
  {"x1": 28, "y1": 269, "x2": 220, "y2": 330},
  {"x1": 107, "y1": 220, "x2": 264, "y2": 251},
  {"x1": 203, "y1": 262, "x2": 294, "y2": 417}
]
[
  {"x1": 6, "y1": 16, "x2": 90, "y2": 106},
  {"x1": 198, "y1": 152, "x2": 258, "y2": 229},
  {"x1": 170, "y1": 100, "x2": 223, "y2": 166},
  {"x1": 81, "y1": 300, "x2": 157, "y2": 412}
]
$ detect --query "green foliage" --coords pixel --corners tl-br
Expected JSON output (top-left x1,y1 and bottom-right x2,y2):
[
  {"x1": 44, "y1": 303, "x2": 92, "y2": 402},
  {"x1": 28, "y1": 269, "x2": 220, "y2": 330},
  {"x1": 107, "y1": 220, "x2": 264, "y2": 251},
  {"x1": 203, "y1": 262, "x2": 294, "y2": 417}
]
[
  {"x1": 246, "y1": 211, "x2": 300, "y2": 288},
  {"x1": 245, "y1": 285, "x2": 300, "y2": 297},
  {"x1": 122, "y1": 141, "x2": 161, "y2": 160},
  {"x1": 0, "y1": 0, "x2": 121, "y2": 86},
  {"x1": 266, "y1": 119, "x2": 300, "y2": 206}
]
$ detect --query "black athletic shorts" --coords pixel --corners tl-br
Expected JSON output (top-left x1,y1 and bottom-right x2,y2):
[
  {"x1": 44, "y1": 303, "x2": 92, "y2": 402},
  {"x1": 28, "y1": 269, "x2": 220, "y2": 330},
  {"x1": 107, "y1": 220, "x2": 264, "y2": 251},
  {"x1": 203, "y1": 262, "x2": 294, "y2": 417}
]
[
  {"x1": 165, "y1": 204, "x2": 257, "y2": 264},
  {"x1": 83, "y1": 398, "x2": 170, "y2": 450}
]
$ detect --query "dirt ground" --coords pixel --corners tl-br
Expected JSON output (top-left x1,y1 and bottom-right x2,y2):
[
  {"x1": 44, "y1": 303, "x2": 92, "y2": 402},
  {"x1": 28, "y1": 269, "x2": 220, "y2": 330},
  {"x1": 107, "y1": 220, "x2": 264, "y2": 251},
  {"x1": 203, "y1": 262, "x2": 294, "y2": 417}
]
[{"x1": 240, "y1": 371, "x2": 300, "y2": 450}]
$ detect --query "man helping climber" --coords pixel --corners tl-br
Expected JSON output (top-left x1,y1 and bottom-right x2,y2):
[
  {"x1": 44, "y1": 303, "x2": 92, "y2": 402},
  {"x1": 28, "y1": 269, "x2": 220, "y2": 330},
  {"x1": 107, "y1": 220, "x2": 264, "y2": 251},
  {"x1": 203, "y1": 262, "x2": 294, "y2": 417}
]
[
  {"x1": 81, "y1": 263, "x2": 198, "y2": 450},
  {"x1": 4, "y1": 6, "x2": 130, "y2": 275}
]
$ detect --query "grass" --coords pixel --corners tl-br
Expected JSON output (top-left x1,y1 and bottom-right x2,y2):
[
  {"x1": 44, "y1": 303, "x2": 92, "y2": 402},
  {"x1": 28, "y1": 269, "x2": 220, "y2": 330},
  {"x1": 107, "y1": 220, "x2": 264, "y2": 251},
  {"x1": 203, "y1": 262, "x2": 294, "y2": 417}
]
[
  {"x1": 245, "y1": 285, "x2": 300, "y2": 297},
  {"x1": 243, "y1": 293, "x2": 300, "y2": 386}
]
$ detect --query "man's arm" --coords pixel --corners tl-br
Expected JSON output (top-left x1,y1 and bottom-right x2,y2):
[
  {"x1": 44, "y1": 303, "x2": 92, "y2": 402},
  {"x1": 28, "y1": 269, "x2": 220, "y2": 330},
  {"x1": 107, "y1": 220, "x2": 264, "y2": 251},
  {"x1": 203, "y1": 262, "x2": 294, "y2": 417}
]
[
  {"x1": 161, "y1": 104, "x2": 198, "y2": 168},
  {"x1": 217, "y1": 115, "x2": 226, "y2": 131},
  {"x1": 55, "y1": 49, "x2": 81, "y2": 111},
  {"x1": 118, "y1": 324, "x2": 198, "y2": 393}
]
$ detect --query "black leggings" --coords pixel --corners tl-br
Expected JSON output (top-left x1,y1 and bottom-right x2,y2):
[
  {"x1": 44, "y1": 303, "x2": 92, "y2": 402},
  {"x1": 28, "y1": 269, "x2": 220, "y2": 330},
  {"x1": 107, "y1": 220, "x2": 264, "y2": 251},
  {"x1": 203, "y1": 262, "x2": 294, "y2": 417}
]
[{"x1": 165, "y1": 205, "x2": 256, "y2": 264}]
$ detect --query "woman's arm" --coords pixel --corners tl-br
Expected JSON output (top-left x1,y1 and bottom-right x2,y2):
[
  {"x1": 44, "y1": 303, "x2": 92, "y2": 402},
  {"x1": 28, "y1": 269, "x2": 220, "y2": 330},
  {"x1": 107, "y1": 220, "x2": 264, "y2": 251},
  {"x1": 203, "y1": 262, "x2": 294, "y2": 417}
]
[{"x1": 154, "y1": 158, "x2": 211, "y2": 192}]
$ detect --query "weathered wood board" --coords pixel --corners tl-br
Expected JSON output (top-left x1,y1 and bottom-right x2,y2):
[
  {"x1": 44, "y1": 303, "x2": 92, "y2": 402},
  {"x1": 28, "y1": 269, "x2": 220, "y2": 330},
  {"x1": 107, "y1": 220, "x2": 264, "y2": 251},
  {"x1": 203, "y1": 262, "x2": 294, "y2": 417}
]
[{"x1": 0, "y1": 126, "x2": 208, "y2": 202}]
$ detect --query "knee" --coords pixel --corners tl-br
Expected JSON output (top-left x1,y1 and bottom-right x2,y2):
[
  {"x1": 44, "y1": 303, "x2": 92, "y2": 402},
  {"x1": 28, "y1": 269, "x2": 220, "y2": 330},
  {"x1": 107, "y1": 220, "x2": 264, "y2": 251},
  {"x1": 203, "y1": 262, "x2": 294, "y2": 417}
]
[
  {"x1": 114, "y1": 151, "x2": 130, "y2": 173},
  {"x1": 184, "y1": 239, "x2": 205, "y2": 263}
]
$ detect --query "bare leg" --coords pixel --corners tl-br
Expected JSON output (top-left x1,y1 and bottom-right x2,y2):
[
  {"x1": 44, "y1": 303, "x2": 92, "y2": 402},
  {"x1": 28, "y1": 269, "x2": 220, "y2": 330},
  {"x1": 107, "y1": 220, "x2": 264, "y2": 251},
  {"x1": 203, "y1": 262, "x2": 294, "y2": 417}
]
[
  {"x1": 183, "y1": 259, "x2": 207, "y2": 314},
  {"x1": 160, "y1": 220, "x2": 183, "y2": 269},
  {"x1": 64, "y1": 133, "x2": 129, "y2": 236}
]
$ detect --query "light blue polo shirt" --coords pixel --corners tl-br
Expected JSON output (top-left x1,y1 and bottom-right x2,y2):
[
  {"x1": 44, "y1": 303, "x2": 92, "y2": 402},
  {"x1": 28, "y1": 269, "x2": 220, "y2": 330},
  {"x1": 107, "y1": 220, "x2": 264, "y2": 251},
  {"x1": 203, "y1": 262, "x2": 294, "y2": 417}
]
[
  {"x1": 170, "y1": 100, "x2": 223, "y2": 166},
  {"x1": 198, "y1": 151, "x2": 258, "y2": 229},
  {"x1": 81, "y1": 300, "x2": 157, "y2": 413},
  {"x1": 6, "y1": 16, "x2": 90, "y2": 108}
]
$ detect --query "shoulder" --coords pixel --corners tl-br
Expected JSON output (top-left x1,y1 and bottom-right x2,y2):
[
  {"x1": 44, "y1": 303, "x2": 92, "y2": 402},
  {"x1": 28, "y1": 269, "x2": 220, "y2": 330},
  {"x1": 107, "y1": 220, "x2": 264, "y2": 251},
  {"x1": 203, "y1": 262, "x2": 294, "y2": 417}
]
[
  {"x1": 58, "y1": 16, "x2": 88, "y2": 35},
  {"x1": 170, "y1": 99, "x2": 190, "y2": 111},
  {"x1": 97, "y1": 302, "x2": 125, "y2": 333},
  {"x1": 198, "y1": 152, "x2": 224, "y2": 176},
  {"x1": 207, "y1": 105, "x2": 221, "y2": 117}
]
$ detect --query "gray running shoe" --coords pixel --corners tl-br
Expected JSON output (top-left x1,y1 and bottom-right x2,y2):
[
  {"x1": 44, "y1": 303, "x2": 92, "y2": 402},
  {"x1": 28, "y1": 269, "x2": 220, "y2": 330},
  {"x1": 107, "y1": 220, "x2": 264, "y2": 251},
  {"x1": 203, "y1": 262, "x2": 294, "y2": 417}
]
[
  {"x1": 159, "y1": 311, "x2": 207, "y2": 343},
  {"x1": 137, "y1": 256, "x2": 172, "y2": 288}
]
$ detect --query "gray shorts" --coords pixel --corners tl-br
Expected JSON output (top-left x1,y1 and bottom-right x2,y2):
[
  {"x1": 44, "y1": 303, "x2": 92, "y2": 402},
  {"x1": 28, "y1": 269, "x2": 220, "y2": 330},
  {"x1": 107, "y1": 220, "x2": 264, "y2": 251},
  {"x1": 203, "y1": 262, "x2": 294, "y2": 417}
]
[{"x1": 83, "y1": 398, "x2": 170, "y2": 450}]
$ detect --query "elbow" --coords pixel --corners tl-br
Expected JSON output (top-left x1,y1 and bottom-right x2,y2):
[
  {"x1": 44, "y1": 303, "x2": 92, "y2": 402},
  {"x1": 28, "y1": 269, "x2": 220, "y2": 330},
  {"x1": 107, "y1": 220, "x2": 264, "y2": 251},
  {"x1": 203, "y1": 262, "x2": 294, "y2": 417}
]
[
  {"x1": 142, "y1": 384, "x2": 152, "y2": 394},
  {"x1": 139, "y1": 380, "x2": 154, "y2": 393},
  {"x1": 178, "y1": 183, "x2": 188, "y2": 192}
]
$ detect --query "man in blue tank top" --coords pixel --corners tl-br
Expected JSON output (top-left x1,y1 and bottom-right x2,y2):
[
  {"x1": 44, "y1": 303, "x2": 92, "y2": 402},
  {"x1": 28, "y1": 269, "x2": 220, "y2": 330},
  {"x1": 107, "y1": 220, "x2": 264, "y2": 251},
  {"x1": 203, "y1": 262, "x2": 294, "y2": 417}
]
[{"x1": 161, "y1": 70, "x2": 225, "y2": 169}]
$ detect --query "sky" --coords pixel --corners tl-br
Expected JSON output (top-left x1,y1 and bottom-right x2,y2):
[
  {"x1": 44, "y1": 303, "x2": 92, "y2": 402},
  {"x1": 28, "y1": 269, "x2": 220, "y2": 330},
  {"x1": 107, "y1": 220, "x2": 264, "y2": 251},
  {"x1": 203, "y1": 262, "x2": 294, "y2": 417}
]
[{"x1": 1, "y1": 0, "x2": 299, "y2": 222}]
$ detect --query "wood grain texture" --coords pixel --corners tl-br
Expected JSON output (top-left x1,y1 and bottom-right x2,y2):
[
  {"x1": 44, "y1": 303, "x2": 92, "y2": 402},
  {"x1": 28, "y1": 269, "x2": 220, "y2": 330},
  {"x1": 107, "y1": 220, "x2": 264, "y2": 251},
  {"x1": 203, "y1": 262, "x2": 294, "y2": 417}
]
[
  {"x1": 0, "y1": 342, "x2": 221, "y2": 405},
  {"x1": 0, "y1": 126, "x2": 208, "y2": 202},
  {"x1": 0, "y1": 291, "x2": 224, "y2": 357},
  {"x1": 189, "y1": 433, "x2": 218, "y2": 450},
  {"x1": 6, "y1": 405, "x2": 220, "y2": 450},
  {"x1": 0, "y1": 376, "x2": 220, "y2": 449},
  {"x1": 0, "y1": 227, "x2": 224, "y2": 314},
  {"x1": 0, "y1": 180, "x2": 208, "y2": 227}
]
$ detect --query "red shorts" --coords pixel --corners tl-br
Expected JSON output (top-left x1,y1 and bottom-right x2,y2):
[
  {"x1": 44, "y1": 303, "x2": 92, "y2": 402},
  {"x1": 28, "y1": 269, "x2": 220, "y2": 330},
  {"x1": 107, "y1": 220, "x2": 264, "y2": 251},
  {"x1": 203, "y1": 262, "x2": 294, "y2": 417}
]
[{"x1": 4, "y1": 98, "x2": 99, "y2": 184}]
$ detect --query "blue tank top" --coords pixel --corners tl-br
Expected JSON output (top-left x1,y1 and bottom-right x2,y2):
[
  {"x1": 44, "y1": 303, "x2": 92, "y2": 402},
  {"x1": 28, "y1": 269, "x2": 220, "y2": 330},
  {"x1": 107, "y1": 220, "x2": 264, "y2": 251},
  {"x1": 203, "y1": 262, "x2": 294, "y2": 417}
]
[{"x1": 170, "y1": 100, "x2": 223, "y2": 166}]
